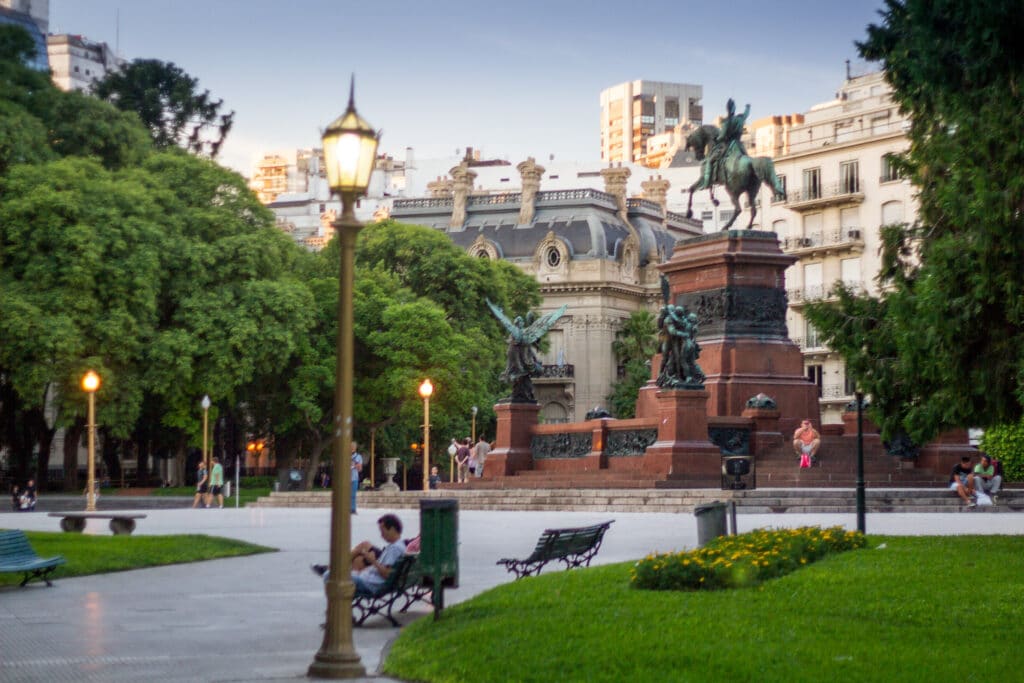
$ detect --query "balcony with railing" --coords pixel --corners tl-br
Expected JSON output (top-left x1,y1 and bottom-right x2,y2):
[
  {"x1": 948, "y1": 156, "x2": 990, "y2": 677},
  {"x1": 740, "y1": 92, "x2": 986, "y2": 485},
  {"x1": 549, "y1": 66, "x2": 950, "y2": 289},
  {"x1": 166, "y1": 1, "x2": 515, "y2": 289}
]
[
  {"x1": 781, "y1": 227, "x2": 865, "y2": 256},
  {"x1": 785, "y1": 179, "x2": 865, "y2": 211},
  {"x1": 787, "y1": 280, "x2": 865, "y2": 308},
  {"x1": 533, "y1": 364, "x2": 575, "y2": 382}
]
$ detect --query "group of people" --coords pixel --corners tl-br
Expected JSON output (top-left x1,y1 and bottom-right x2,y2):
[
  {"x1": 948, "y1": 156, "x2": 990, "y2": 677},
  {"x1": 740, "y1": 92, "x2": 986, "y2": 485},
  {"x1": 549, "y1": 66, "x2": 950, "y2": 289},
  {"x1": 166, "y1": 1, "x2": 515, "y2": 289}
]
[
  {"x1": 448, "y1": 436, "x2": 491, "y2": 484},
  {"x1": 192, "y1": 457, "x2": 226, "y2": 508},
  {"x1": 950, "y1": 453, "x2": 1002, "y2": 508},
  {"x1": 9, "y1": 479, "x2": 37, "y2": 511}
]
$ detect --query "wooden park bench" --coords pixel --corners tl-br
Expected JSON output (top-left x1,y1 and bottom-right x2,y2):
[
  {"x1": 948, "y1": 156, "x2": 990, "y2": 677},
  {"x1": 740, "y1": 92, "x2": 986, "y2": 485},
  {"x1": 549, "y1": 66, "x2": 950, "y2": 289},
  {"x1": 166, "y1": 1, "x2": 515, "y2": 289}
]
[
  {"x1": 497, "y1": 520, "x2": 614, "y2": 579},
  {"x1": 48, "y1": 512, "x2": 147, "y2": 535},
  {"x1": 0, "y1": 529, "x2": 66, "y2": 587},
  {"x1": 352, "y1": 554, "x2": 423, "y2": 627}
]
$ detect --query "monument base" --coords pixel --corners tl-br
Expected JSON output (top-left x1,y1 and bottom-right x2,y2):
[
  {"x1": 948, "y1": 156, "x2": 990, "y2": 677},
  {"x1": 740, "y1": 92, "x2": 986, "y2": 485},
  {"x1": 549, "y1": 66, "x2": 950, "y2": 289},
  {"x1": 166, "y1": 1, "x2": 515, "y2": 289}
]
[
  {"x1": 643, "y1": 389, "x2": 721, "y2": 484},
  {"x1": 485, "y1": 401, "x2": 541, "y2": 478}
]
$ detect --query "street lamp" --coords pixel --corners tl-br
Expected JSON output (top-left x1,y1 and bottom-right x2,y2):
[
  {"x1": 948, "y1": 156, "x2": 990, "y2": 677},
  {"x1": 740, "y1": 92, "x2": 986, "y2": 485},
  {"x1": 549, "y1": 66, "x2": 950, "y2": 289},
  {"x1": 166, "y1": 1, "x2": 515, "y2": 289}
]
[
  {"x1": 419, "y1": 379, "x2": 433, "y2": 492},
  {"x1": 81, "y1": 370, "x2": 101, "y2": 512},
  {"x1": 471, "y1": 405, "x2": 478, "y2": 443},
  {"x1": 855, "y1": 391, "x2": 866, "y2": 534},
  {"x1": 308, "y1": 78, "x2": 379, "y2": 681},
  {"x1": 201, "y1": 395, "x2": 211, "y2": 477}
]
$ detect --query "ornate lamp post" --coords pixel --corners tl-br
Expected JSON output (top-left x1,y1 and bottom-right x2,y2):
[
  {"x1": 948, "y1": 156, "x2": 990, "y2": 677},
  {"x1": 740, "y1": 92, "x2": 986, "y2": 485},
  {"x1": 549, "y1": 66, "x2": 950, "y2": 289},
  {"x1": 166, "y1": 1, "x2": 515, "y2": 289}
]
[
  {"x1": 201, "y1": 395, "x2": 211, "y2": 475},
  {"x1": 81, "y1": 370, "x2": 101, "y2": 511},
  {"x1": 308, "y1": 79, "x2": 379, "y2": 680},
  {"x1": 471, "y1": 405, "x2": 478, "y2": 443},
  {"x1": 419, "y1": 379, "x2": 433, "y2": 491}
]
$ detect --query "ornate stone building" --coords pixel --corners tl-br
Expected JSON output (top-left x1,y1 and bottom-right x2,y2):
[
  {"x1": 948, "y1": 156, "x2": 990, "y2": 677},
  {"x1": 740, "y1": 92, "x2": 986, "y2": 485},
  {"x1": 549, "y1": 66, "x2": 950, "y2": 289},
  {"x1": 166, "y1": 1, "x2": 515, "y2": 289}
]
[{"x1": 391, "y1": 158, "x2": 702, "y2": 423}]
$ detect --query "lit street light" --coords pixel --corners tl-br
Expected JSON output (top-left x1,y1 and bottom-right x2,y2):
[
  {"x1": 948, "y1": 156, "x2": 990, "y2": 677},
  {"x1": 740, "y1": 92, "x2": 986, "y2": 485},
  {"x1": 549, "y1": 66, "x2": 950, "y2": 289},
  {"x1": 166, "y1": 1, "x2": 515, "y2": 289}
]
[
  {"x1": 471, "y1": 405, "x2": 478, "y2": 443},
  {"x1": 201, "y1": 395, "x2": 211, "y2": 478},
  {"x1": 81, "y1": 370, "x2": 101, "y2": 512},
  {"x1": 307, "y1": 78, "x2": 379, "y2": 680},
  {"x1": 419, "y1": 379, "x2": 434, "y2": 492}
]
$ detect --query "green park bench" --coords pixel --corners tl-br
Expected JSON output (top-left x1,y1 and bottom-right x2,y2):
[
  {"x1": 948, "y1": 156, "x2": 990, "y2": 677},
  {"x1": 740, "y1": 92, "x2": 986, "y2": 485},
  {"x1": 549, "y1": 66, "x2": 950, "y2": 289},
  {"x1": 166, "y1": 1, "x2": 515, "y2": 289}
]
[
  {"x1": 0, "y1": 529, "x2": 67, "y2": 587},
  {"x1": 352, "y1": 553, "x2": 423, "y2": 627},
  {"x1": 497, "y1": 520, "x2": 614, "y2": 579}
]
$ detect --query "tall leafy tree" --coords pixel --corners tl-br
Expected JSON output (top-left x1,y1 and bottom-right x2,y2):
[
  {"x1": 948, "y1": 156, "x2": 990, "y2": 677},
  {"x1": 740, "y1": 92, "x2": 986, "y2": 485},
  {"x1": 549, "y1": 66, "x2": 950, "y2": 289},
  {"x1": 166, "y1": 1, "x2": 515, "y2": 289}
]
[
  {"x1": 93, "y1": 59, "x2": 234, "y2": 158},
  {"x1": 807, "y1": 0, "x2": 1024, "y2": 442},
  {"x1": 607, "y1": 310, "x2": 658, "y2": 418}
]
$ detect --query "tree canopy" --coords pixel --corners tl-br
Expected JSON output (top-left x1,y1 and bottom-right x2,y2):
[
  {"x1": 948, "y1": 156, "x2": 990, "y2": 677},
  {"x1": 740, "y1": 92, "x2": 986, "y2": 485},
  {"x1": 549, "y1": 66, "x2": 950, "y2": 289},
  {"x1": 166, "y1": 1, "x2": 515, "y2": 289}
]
[
  {"x1": 93, "y1": 59, "x2": 234, "y2": 158},
  {"x1": 806, "y1": 0, "x2": 1024, "y2": 443}
]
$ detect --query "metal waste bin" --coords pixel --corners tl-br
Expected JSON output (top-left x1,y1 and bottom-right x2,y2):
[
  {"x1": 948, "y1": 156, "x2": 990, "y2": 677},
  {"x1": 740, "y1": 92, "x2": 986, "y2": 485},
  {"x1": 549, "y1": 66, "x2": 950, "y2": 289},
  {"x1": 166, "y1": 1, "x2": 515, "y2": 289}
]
[
  {"x1": 419, "y1": 498, "x2": 459, "y2": 619},
  {"x1": 694, "y1": 501, "x2": 729, "y2": 547}
]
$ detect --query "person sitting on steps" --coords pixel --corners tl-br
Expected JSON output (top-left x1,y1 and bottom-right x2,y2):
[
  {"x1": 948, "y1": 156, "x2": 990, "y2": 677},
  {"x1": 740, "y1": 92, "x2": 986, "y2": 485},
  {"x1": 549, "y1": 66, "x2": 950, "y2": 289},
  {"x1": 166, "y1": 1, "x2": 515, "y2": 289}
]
[
  {"x1": 793, "y1": 419, "x2": 821, "y2": 466},
  {"x1": 949, "y1": 455, "x2": 977, "y2": 508}
]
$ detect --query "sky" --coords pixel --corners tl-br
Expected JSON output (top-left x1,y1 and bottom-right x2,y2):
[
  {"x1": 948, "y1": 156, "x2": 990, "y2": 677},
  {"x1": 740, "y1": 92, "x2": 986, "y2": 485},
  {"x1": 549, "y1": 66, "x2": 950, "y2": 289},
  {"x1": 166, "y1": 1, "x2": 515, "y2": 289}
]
[{"x1": 49, "y1": 0, "x2": 890, "y2": 176}]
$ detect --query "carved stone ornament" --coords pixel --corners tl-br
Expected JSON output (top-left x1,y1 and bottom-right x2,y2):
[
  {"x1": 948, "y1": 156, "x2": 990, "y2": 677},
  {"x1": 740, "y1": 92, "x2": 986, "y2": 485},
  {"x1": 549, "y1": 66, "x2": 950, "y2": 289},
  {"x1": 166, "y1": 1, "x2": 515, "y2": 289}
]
[
  {"x1": 708, "y1": 427, "x2": 751, "y2": 455},
  {"x1": 531, "y1": 432, "x2": 592, "y2": 459},
  {"x1": 606, "y1": 429, "x2": 657, "y2": 457},
  {"x1": 676, "y1": 286, "x2": 788, "y2": 339}
]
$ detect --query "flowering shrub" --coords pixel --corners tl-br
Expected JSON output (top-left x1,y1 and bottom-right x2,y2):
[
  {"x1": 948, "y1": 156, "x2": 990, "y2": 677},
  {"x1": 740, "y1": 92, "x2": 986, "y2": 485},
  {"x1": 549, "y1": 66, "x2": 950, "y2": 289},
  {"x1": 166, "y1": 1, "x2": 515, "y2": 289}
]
[{"x1": 630, "y1": 526, "x2": 866, "y2": 591}]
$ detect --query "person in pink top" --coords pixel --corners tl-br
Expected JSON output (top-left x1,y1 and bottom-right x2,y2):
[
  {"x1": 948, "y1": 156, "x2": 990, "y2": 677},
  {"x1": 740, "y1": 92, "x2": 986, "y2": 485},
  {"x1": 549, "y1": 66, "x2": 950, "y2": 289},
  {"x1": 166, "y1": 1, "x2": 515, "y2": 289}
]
[{"x1": 792, "y1": 419, "x2": 821, "y2": 466}]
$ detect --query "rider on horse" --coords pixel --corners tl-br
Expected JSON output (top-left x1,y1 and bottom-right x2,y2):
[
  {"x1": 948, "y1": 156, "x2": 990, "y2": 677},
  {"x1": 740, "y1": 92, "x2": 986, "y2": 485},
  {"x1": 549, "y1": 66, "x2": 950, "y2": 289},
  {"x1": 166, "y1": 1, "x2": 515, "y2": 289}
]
[{"x1": 701, "y1": 99, "x2": 750, "y2": 188}]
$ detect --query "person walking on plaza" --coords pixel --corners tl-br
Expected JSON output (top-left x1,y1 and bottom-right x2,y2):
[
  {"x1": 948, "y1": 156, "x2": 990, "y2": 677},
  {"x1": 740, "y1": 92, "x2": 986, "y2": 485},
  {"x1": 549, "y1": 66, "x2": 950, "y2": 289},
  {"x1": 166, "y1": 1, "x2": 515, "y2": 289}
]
[
  {"x1": 792, "y1": 419, "x2": 821, "y2": 467},
  {"x1": 351, "y1": 441, "x2": 363, "y2": 514},
  {"x1": 973, "y1": 453, "x2": 1002, "y2": 504},
  {"x1": 474, "y1": 435, "x2": 491, "y2": 478},
  {"x1": 192, "y1": 459, "x2": 208, "y2": 508},
  {"x1": 207, "y1": 457, "x2": 225, "y2": 508},
  {"x1": 456, "y1": 438, "x2": 471, "y2": 483}
]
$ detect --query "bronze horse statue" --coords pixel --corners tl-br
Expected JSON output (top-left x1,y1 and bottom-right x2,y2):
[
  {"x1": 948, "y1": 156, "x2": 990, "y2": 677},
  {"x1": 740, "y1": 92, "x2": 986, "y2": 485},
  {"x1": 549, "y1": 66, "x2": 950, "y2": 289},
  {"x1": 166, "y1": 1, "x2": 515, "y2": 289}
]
[{"x1": 684, "y1": 125, "x2": 785, "y2": 230}]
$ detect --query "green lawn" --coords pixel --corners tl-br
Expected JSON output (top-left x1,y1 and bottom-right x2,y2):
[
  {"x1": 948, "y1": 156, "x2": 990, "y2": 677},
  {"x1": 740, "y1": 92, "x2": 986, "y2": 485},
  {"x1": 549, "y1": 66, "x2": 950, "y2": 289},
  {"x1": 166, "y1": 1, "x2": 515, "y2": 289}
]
[
  {"x1": 0, "y1": 530, "x2": 274, "y2": 587},
  {"x1": 385, "y1": 535, "x2": 1024, "y2": 682}
]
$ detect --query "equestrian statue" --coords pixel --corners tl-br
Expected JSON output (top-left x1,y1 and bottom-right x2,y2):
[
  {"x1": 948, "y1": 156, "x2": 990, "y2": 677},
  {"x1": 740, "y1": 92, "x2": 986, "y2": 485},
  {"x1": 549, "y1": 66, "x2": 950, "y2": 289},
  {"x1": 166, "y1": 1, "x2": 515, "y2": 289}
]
[{"x1": 685, "y1": 99, "x2": 785, "y2": 230}]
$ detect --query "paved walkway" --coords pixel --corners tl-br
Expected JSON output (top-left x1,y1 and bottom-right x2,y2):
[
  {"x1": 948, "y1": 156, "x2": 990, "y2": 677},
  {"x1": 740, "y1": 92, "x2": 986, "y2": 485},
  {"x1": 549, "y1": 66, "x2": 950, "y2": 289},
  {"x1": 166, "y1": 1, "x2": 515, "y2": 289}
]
[{"x1": 1, "y1": 506, "x2": 1021, "y2": 682}]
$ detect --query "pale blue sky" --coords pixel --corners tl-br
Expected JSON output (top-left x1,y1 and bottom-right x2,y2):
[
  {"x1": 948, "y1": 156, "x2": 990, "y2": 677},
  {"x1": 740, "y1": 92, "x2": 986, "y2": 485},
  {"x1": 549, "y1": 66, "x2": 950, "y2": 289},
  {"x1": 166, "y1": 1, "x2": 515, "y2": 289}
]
[{"x1": 50, "y1": 0, "x2": 888, "y2": 175}]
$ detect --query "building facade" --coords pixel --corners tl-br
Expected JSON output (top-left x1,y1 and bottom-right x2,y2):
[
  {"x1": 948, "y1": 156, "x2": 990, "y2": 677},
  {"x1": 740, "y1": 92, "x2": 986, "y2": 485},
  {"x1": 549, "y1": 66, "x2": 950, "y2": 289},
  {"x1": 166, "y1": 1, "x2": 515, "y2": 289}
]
[
  {"x1": 390, "y1": 158, "x2": 702, "y2": 423},
  {"x1": 0, "y1": 3, "x2": 48, "y2": 71},
  {"x1": 600, "y1": 80, "x2": 703, "y2": 167},
  {"x1": 46, "y1": 33, "x2": 122, "y2": 92},
  {"x1": 754, "y1": 71, "x2": 914, "y2": 424}
]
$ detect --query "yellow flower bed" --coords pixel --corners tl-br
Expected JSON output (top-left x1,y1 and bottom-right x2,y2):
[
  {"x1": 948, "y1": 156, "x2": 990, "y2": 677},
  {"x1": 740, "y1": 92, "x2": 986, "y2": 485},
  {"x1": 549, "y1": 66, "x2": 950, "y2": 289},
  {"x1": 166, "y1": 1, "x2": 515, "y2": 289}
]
[{"x1": 631, "y1": 526, "x2": 866, "y2": 591}]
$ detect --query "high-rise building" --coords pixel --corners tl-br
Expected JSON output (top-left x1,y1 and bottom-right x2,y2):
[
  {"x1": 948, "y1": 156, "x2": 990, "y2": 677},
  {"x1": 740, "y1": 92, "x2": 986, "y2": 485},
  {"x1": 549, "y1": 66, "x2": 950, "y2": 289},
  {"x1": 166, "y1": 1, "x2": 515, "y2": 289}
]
[
  {"x1": 600, "y1": 80, "x2": 703, "y2": 167},
  {"x1": 0, "y1": 1, "x2": 48, "y2": 71},
  {"x1": 46, "y1": 34, "x2": 122, "y2": 92},
  {"x1": 755, "y1": 70, "x2": 914, "y2": 424}
]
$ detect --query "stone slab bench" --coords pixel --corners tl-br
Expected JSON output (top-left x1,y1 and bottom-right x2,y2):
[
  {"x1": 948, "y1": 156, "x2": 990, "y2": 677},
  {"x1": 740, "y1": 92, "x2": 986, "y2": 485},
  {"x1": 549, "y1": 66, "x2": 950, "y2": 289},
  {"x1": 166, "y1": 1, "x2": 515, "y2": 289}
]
[{"x1": 48, "y1": 512, "x2": 147, "y2": 535}]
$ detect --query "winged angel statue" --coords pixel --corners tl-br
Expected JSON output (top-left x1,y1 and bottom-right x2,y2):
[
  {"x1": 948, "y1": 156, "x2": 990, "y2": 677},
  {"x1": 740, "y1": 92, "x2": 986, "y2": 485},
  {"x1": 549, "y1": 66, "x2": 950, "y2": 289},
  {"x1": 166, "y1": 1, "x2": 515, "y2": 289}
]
[{"x1": 486, "y1": 300, "x2": 569, "y2": 403}]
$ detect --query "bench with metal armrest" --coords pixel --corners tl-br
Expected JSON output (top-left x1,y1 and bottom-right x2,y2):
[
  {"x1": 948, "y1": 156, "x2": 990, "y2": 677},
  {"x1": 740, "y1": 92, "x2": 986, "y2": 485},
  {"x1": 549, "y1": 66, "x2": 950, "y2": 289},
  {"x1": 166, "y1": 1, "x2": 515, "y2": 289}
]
[{"x1": 497, "y1": 520, "x2": 614, "y2": 579}]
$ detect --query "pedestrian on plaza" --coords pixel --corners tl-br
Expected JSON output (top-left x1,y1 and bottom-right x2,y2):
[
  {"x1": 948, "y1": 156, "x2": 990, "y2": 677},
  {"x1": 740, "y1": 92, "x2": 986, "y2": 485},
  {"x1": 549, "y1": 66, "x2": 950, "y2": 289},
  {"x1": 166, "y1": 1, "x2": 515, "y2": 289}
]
[
  {"x1": 192, "y1": 459, "x2": 208, "y2": 508},
  {"x1": 11, "y1": 484, "x2": 20, "y2": 511},
  {"x1": 474, "y1": 435, "x2": 491, "y2": 478},
  {"x1": 456, "y1": 438, "x2": 471, "y2": 483},
  {"x1": 428, "y1": 466, "x2": 440, "y2": 490},
  {"x1": 207, "y1": 457, "x2": 225, "y2": 508},
  {"x1": 351, "y1": 441, "x2": 363, "y2": 514},
  {"x1": 462, "y1": 437, "x2": 476, "y2": 478}
]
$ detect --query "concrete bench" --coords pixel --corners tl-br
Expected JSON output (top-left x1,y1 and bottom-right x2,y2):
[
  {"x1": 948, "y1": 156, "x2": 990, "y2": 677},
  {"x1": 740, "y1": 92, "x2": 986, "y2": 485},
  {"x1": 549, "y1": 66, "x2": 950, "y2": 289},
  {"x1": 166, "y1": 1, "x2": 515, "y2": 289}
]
[{"x1": 48, "y1": 512, "x2": 147, "y2": 535}]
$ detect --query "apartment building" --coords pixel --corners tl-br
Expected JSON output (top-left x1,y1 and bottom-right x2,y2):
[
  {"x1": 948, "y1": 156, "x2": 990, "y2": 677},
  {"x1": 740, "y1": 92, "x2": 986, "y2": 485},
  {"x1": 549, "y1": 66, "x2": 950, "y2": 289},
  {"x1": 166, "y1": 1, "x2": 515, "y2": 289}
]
[
  {"x1": 755, "y1": 71, "x2": 913, "y2": 424},
  {"x1": 600, "y1": 80, "x2": 703, "y2": 167}
]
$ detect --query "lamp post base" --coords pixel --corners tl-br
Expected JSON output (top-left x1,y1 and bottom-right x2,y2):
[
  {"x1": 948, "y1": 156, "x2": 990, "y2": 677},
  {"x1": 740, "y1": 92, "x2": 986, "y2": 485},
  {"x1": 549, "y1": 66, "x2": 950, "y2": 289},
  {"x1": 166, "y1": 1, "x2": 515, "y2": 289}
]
[{"x1": 307, "y1": 654, "x2": 366, "y2": 679}]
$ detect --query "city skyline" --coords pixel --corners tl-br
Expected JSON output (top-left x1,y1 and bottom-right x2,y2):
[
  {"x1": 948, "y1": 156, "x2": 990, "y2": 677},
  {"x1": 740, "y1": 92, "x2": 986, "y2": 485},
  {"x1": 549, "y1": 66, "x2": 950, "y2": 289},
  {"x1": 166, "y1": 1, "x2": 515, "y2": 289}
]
[{"x1": 50, "y1": 0, "x2": 889, "y2": 176}]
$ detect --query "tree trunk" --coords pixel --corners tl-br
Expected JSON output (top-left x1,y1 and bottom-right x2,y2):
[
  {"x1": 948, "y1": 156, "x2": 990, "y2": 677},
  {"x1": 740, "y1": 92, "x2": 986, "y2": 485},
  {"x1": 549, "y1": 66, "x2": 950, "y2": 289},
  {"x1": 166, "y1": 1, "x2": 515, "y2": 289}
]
[{"x1": 63, "y1": 420, "x2": 84, "y2": 492}]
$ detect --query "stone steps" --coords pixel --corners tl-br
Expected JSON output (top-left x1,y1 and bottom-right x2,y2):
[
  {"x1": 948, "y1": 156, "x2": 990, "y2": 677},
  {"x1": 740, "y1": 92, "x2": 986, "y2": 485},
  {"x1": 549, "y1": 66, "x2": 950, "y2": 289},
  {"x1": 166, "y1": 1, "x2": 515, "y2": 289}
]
[{"x1": 251, "y1": 488, "x2": 1024, "y2": 514}]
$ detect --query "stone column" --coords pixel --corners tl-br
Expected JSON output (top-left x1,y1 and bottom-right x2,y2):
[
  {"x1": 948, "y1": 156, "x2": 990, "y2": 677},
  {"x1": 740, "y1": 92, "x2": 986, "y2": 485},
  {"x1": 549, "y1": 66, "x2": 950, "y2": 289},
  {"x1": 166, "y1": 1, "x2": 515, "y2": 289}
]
[
  {"x1": 600, "y1": 164, "x2": 631, "y2": 222},
  {"x1": 517, "y1": 157, "x2": 545, "y2": 225},
  {"x1": 640, "y1": 175, "x2": 671, "y2": 217},
  {"x1": 449, "y1": 163, "x2": 477, "y2": 229}
]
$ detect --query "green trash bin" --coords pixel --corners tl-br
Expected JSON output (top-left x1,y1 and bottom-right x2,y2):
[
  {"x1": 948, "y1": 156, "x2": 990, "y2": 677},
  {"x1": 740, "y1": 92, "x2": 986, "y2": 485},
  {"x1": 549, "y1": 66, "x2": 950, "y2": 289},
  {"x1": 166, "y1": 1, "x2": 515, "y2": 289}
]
[{"x1": 419, "y1": 498, "x2": 459, "y2": 618}]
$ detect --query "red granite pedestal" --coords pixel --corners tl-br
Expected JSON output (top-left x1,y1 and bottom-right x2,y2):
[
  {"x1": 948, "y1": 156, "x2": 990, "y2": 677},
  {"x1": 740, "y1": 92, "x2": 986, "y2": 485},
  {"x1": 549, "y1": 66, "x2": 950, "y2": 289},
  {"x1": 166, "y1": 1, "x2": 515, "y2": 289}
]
[
  {"x1": 643, "y1": 389, "x2": 721, "y2": 486},
  {"x1": 658, "y1": 230, "x2": 820, "y2": 436},
  {"x1": 484, "y1": 401, "x2": 540, "y2": 479}
]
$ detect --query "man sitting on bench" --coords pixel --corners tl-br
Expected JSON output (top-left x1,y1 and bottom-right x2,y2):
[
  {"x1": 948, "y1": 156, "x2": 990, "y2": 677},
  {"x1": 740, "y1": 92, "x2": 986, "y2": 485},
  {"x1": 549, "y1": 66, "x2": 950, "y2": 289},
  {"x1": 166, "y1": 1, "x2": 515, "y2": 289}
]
[{"x1": 312, "y1": 513, "x2": 406, "y2": 594}]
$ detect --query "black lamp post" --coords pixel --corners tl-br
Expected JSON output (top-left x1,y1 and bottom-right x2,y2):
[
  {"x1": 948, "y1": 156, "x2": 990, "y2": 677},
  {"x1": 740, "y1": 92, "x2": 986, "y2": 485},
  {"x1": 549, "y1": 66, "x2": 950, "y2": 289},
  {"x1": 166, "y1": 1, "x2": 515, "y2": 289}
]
[
  {"x1": 855, "y1": 390, "x2": 866, "y2": 533},
  {"x1": 308, "y1": 78, "x2": 379, "y2": 680}
]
